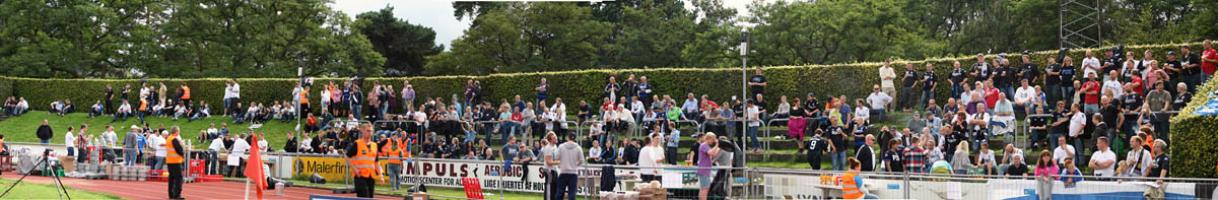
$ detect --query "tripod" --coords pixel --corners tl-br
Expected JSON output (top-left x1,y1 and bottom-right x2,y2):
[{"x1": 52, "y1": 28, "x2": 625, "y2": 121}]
[{"x1": 1, "y1": 149, "x2": 71, "y2": 199}]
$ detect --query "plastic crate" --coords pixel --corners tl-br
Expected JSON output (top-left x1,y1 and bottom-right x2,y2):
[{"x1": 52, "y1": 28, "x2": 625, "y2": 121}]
[{"x1": 188, "y1": 160, "x2": 206, "y2": 177}]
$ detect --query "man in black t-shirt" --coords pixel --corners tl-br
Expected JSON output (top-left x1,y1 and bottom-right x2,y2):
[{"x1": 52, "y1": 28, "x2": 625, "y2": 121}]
[
  {"x1": 1180, "y1": 46, "x2": 1203, "y2": 91},
  {"x1": 807, "y1": 131, "x2": 828, "y2": 169},
  {"x1": 1164, "y1": 52, "x2": 1184, "y2": 97},
  {"x1": 749, "y1": 67, "x2": 767, "y2": 100},
  {"x1": 900, "y1": 63, "x2": 919, "y2": 111},
  {"x1": 1103, "y1": 49, "x2": 1123, "y2": 78},
  {"x1": 971, "y1": 54, "x2": 991, "y2": 82},
  {"x1": 1019, "y1": 54, "x2": 1040, "y2": 84},
  {"x1": 943, "y1": 127, "x2": 966, "y2": 162},
  {"x1": 1027, "y1": 108, "x2": 1052, "y2": 149},
  {"x1": 919, "y1": 63, "x2": 937, "y2": 110},
  {"x1": 949, "y1": 61, "x2": 968, "y2": 98},
  {"x1": 1044, "y1": 58, "x2": 1062, "y2": 105}
]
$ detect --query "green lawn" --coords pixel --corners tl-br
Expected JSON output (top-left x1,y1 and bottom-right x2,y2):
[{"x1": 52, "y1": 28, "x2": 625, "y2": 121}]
[
  {"x1": 0, "y1": 178, "x2": 122, "y2": 199},
  {"x1": 287, "y1": 179, "x2": 543, "y2": 200},
  {"x1": 0, "y1": 112, "x2": 296, "y2": 149}
]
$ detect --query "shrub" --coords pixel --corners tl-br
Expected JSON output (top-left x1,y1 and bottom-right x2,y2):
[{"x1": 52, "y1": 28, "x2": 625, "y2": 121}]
[
  {"x1": 1169, "y1": 72, "x2": 1218, "y2": 178},
  {"x1": 3, "y1": 42, "x2": 1199, "y2": 115}
]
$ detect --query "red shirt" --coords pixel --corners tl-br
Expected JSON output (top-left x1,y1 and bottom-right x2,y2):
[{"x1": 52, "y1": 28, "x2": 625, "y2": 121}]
[
  {"x1": 1204, "y1": 48, "x2": 1218, "y2": 75},
  {"x1": 1130, "y1": 76, "x2": 1145, "y2": 96},
  {"x1": 985, "y1": 88, "x2": 1001, "y2": 109},
  {"x1": 1083, "y1": 81, "x2": 1101, "y2": 104}
]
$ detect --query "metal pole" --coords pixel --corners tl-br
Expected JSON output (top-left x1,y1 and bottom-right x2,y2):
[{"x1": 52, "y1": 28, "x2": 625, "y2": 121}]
[{"x1": 740, "y1": 27, "x2": 749, "y2": 168}]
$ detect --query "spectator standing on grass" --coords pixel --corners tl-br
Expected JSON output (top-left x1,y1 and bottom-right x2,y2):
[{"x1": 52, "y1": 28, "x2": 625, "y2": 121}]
[
  {"x1": 556, "y1": 133, "x2": 584, "y2": 200},
  {"x1": 880, "y1": 59, "x2": 898, "y2": 98},
  {"x1": 224, "y1": 79, "x2": 240, "y2": 116},
  {"x1": 1067, "y1": 103, "x2": 1086, "y2": 167},
  {"x1": 1053, "y1": 136, "x2": 1075, "y2": 166},
  {"x1": 37, "y1": 119, "x2": 53, "y2": 144},
  {"x1": 882, "y1": 139, "x2": 903, "y2": 172},
  {"x1": 920, "y1": 63, "x2": 938, "y2": 110},
  {"x1": 638, "y1": 134, "x2": 664, "y2": 182},
  {"x1": 867, "y1": 85, "x2": 892, "y2": 121},
  {"x1": 1148, "y1": 139, "x2": 1169, "y2": 181},
  {"x1": 900, "y1": 63, "x2": 919, "y2": 111},
  {"x1": 950, "y1": 61, "x2": 967, "y2": 99}
]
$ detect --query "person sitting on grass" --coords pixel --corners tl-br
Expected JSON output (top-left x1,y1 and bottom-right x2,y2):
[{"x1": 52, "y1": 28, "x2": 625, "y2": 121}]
[
  {"x1": 190, "y1": 101, "x2": 211, "y2": 122},
  {"x1": 114, "y1": 99, "x2": 132, "y2": 122},
  {"x1": 89, "y1": 100, "x2": 104, "y2": 118}
]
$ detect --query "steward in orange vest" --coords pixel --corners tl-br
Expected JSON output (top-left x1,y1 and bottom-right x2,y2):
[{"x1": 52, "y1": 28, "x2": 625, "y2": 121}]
[
  {"x1": 346, "y1": 124, "x2": 382, "y2": 198},
  {"x1": 165, "y1": 127, "x2": 186, "y2": 200}
]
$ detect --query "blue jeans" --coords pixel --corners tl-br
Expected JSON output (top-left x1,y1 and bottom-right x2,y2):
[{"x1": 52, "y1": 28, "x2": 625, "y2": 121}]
[
  {"x1": 747, "y1": 126, "x2": 760, "y2": 149},
  {"x1": 151, "y1": 156, "x2": 164, "y2": 170},
  {"x1": 386, "y1": 163, "x2": 402, "y2": 190},
  {"x1": 951, "y1": 83, "x2": 964, "y2": 99},
  {"x1": 1059, "y1": 86, "x2": 1075, "y2": 103},
  {"x1": 831, "y1": 151, "x2": 846, "y2": 170},
  {"x1": 499, "y1": 122, "x2": 518, "y2": 143},
  {"x1": 40, "y1": 139, "x2": 49, "y2": 144},
  {"x1": 919, "y1": 90, "x2": 934, "y2": 110},
  {"x1": 557, "y1": 173, "x2": 578, "y2": 200},
  {"x1": 125, "y1": 149, "x2": 138, "y2": 166}
]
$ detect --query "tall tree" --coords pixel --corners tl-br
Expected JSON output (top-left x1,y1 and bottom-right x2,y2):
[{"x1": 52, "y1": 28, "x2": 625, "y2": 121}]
[{"x1": 355, "y1": 7, "x2": 444, "y2": 76}]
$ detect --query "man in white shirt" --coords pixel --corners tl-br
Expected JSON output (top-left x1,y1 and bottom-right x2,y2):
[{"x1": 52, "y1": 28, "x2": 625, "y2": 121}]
[
  {"x1": 207, "y1": 134, "x2": 227, "y2": 174},
  {"x1": 1067, "y1": 103, "x2": 1087, "y2": 167},
  {"x1": 637, "y1": 134, "x2": 665, "y2": 182},
  {"x1": 745, "y1": 101, "x2": 762, "y2": 152},
  {"x1": 1052, "y1": 136, "x2": 1075, "y2": 166},
  {"x1": 101, "y1": 126, "x2": 118, "y2": 148},
  {"x1": 1083, "y1": 49, "x2": 1102, "y2": 77},
  {"x1": 681, "y1": 93, "x2": 699, "y2": 120},
  {"x1": 224, "y1": 80, "x2": 240, "y2": 116},
  {"x1": 152, "y1": 131, "x2": 168, "y2": 170},
  {"x1": 1014, "y1": 79, "x2": 1035, "y2": 116},
  {"x1": 551, "y1": 98, "x2": 568, "y2": 129},
  {"x1": 65, "y1": 127, "x2": 77, "y2": 156},
  {"x1": 1088, "y1": 137, "x2": 1117, "y2": 177},
  {"x1": 866, "y1": 85, "x2": 892, "y2": 120},
  {"x1": 228, "y1": 134, "x2": 251, "y2": 177},
  {"x1": 1102, "y1": 70, "x2": 1124, "y2": 99},
  {"x1": 879, "y1": 59, "x2": 897, "y2": 97}
]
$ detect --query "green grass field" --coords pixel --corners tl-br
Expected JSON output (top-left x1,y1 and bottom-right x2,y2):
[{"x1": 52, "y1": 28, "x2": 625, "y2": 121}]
[
  {"x1": 0, "y1": 178, "x2": 122, "y2": 199},
  {"x1": 0, "y1": 112, "x2": 296, "y2": 149}
]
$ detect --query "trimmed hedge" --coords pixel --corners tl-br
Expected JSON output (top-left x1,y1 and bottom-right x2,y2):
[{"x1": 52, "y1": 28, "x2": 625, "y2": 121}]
[
  {"x1": 3, "y1": 42, "x2": 1201, "y2": 115},
  {"x1": 1169, "y1": 73, "x2": 1218, "y2": 178}
]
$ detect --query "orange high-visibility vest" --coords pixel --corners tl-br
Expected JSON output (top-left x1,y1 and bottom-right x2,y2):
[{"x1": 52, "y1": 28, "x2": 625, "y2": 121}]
[
  {"x1": 165, "y1": 136, "x2": 185, "y2": 164},
  {"x1": 351, "y1": 139, "x2": 378, "y2": 178},
  {"x1": 181, "y1": 86, "x2": 191, "y2": 100},
  {"x1": 139, "y1": 99, "x2": 148, "y2": 112},
  {"x1": 380, "y1": 138, "x2": 404, "y2": 164},
  {"x1": 300, "y1": 88, "x2": 310, "y2": 105},
  {"x1": 840, "y1": 172, "x2": 863, "y2": 199}
]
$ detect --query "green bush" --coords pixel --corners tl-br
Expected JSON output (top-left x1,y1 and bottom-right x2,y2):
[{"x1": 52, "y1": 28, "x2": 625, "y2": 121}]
[
  {"x1": 1, "y1": 42, "x2": 1201, "y2": 116},
  {"x1": 1169, "y1": 72, "x2": 1218, "y2": 178}
]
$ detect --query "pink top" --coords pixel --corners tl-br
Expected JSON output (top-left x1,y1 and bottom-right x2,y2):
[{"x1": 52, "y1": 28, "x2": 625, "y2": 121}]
[{"x1": 1034, "y1": 164, "x2": 1060, "y2": 178}]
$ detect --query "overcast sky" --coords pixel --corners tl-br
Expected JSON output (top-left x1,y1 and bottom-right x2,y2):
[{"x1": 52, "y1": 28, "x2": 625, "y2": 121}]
[{"x1": 329, "y1": 0, "x2": 757, "y2": 49}]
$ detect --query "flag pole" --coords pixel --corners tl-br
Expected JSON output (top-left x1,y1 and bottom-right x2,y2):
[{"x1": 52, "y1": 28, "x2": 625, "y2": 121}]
[{"x1": 245, "y1": 178, "x2": 250, "y2": 200}]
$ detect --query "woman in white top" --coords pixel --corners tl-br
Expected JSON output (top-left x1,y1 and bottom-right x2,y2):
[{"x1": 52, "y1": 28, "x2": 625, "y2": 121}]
[
  {"x1": 637, "y1": 134, "x2": 665, "y2": 182},
  {"x1": 773, "y1": 96, "x2": 791, "y2": 119}
]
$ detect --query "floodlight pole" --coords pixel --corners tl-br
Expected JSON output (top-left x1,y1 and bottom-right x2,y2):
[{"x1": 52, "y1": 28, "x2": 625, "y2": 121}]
[{"x1": 739, "y1": 27, "x2": 749, "y2": 166}]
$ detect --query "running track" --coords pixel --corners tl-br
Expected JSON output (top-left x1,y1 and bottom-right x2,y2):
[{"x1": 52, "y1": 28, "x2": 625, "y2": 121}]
[{"x1": 0, "y1": 174, "x2": 402, "y2": 200}]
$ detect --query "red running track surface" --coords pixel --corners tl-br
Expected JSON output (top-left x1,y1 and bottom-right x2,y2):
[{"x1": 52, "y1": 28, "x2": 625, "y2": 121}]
[{"x1": 0, "y1": 174, "x2": 403, "y2": 200}]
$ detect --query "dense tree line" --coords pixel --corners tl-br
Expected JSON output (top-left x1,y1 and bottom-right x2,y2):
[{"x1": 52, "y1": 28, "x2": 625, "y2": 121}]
[{"x1": 1, "y1": 0, "x2": 1214, "y2": 78}]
